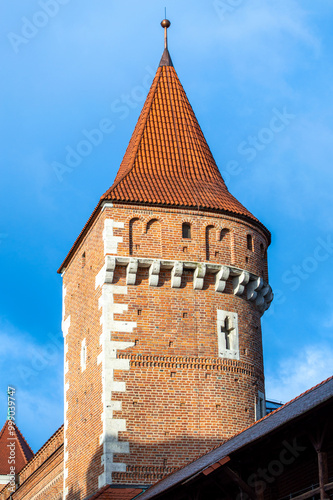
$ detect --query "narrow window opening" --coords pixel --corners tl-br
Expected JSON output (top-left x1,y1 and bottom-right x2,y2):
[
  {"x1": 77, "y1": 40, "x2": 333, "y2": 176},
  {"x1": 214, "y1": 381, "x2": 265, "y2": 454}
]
[
  {"x1": 81, "y1": 339, "x2": 87, "y2": 372},
  {"x1": 220, "y1": 228, "x2": 230, "y2": 241},
  {"x1": 224, "y1": 330, "x2": 231, "y2": 350},
  {"x1": 183, "y1": 246, "x2": 188, "y2": 253},
  {"x1": 81, "y1": 252, "x2": 86, "y2": 268},
  {"x1": 260, "y1": 243, "x2": 264, "y2": 257},
  {"x1": 182, "y1": 223, "x2": 191, "y2": 239},
  {"x1": 137, "y1": 309, "x2": 142, "y2": 316},
  {"x1": 256, "y1": 391, "x2": 266, "y2": 420},
  {"x1": 205, "y1": 225, "x2": 215, "y2": 260},
  {"x1": 222, "y1": 316, "x2": 233, "y2": 351},
  {"x1": 247, "y1": 234, "x2": 253, "y2": 251},
  {"x1": 169, "y1": 341, "x2": 173, "y2": 347},
  {"x1": 183, "y1": 312, "x2": 188, "y2": 318}
]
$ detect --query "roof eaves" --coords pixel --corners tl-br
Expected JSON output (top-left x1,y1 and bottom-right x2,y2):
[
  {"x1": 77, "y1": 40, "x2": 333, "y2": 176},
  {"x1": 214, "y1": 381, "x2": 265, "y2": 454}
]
[{"x1": 57, "y1": 202, "x2": 102, "y2": 274}]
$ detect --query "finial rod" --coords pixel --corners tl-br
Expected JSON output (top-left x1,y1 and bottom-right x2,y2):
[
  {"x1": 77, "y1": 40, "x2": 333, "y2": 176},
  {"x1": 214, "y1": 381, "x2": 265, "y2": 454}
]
[{"x1": 161, "y1": 19, "x2": 171, "y2": 50}]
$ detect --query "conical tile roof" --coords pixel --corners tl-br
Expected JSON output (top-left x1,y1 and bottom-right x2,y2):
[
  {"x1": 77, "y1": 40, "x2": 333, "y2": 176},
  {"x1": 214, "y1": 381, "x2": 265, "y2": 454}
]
[
  {"x1": 0, "y1": 420, "x2": 34, "y2": 475},
  {"x1": 102, "y1": 52, "x2": 257, "y2": 222},
  {"x1": 58, "y1": 45, "x2": 270, "y2": 274}
]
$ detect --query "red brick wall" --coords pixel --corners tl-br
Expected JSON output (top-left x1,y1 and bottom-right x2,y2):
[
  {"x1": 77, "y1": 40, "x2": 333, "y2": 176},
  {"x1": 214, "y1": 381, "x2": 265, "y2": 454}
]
[{"x1": 62, "y1": 202, "x2": 270, "y2": 494}]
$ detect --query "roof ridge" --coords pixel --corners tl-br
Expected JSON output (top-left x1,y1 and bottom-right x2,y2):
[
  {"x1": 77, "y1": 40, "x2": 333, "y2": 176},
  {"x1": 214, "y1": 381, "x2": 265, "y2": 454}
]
[
  {"x1": 12, "y1": 422, "x2": 34, "y2": 460},
  {"x1": 18, "y1": 424, "x2": 64, "y2": 476}
]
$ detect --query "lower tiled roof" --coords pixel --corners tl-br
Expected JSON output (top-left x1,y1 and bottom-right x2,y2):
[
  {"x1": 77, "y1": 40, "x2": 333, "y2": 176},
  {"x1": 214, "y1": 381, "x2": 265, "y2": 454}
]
[
  {"x1": 89, "y1": 485, "x2": 143, "y2": 499},
  {"x1": 0, "y1": 421, "x2": 34, "y2": 475}
]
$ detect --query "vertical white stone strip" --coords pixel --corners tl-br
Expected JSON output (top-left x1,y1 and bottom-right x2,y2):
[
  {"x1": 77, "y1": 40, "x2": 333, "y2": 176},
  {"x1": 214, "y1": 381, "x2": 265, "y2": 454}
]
[
  {"x1": 97, "y1": 284, "x2": 136, "y2": 488},
  {"x1": 97, "y1": 219, "x2": 136, "y2": 488},
  {"x1": 62, "y1": 284, "x2": 70, "y2": 500},
  {"x1": 103, "y1": 219, "x2": 124, "y2": 255}
]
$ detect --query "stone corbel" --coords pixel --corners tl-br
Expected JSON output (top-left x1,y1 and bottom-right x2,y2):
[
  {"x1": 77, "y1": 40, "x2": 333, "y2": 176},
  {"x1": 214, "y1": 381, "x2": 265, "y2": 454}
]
[
  {"x1": 126, "y1": 259, "x2": 138, "y2": 285},
  {"x1": 233, "y1": 271, "x2": 250, "y2": 296},
  {"x1": 105, "y1": 256, "x2": 116, "y2": 284},
  {"x1": 215, "y1": 265, "x2": 230, "y2": 293},
  {"x1": 193, "y1": 264, "x2": 206, "y2": 290},
  {"x1": 149, "y1": 260, "x2": 160, "y2": 287},
  {"x1": 247, "y1": 277, "x2": 264, "y2": 301},
  {"x1": 256, "y1": 284, "x2": 271, "y2": 311},
  {"x1": 171, "y1": 261, "x2": 183, "y2": 288},
  {"x1": 263, "y1": 286, "x2": 274, "y2": 311}
]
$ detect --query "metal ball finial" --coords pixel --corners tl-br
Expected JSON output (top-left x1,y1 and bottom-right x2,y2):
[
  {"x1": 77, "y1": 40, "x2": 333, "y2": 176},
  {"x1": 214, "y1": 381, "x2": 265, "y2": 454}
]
[
  {"x1": 161, "y1": 19, "x2": 171, "y2": 29},
  {"x1": 161, "y1": 19, "x2": 171, "y2": 49}
]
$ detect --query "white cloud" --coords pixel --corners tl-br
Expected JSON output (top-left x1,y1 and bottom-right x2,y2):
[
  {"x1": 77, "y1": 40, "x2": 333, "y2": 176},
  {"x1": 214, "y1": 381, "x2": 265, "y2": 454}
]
[
  {"x1": 0, "y1": 319, "x2": 63, "y2": 451},
  {"x1": 207, "y1": 0, "x2": 321, "y2": 91},
  {"x1": 266, "y1": 344, "x2": 333, "y2": 403}
]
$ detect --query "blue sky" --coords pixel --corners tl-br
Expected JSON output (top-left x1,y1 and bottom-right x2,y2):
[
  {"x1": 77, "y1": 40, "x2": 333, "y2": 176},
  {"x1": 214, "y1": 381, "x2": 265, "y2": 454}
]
[{"x1": 1, "y1": 0, "x2": 333, "y2": 453}]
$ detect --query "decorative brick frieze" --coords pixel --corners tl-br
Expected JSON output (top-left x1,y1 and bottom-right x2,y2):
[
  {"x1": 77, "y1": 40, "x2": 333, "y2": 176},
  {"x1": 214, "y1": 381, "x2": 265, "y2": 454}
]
[
  {"x1": 113, "y1": 465, "x2": 178, "y2": 483},
  {"x1": 118, "y1": 354, "x2": 262, "y2": 379}
]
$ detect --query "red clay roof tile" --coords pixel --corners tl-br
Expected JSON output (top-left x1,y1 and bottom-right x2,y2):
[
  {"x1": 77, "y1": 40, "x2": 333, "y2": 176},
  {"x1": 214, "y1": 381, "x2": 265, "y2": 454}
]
[
  {"x1": 0, "y1": 420, "x2": 34, "y2": 475},
  {"x1": 101, "y1": 65, "x2": 257, "y2": 220},
  {"x1": 88, "y1": 485, "x2": 143, "y2": 499}
]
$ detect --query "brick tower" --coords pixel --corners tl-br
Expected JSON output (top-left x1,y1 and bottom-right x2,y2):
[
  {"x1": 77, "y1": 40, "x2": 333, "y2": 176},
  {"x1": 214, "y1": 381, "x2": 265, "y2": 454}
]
[{"x1": 58, "y1": 20, "x2": 273, "y2": 499}]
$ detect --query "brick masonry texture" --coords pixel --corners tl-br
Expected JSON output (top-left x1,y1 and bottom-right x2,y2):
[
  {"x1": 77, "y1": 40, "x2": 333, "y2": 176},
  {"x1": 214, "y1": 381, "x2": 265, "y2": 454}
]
[{"x1": 62, "y1": 201, "x2": 270, "y2": 494}]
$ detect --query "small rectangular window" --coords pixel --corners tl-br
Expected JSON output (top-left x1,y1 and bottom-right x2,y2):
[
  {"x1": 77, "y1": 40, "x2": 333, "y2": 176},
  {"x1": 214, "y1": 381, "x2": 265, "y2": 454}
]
[
  {"x1": 255, "y1": 391, "x2": 266, "y2": 420},
  {"x1": 182, "y1": 223, "x2": 191, "y2": 239}
]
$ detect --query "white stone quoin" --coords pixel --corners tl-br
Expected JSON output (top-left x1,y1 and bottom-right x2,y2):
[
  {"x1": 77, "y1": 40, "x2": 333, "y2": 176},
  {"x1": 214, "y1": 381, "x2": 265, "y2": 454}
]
[{"x1": 96, "y1": 219, "x2": 136, "y2": 487}]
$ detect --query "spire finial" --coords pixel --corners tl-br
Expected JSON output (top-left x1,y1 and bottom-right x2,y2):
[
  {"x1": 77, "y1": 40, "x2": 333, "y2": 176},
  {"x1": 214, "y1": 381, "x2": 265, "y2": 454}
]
[{"x1": 161, "y1": 18, "x2": 171, "y2": 50}]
